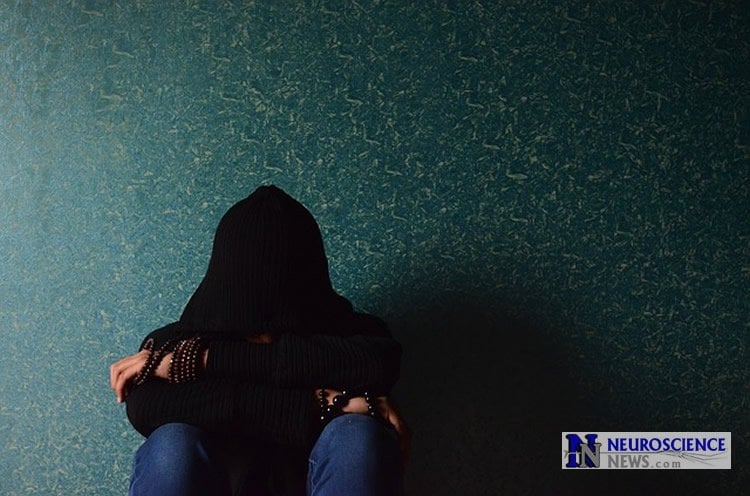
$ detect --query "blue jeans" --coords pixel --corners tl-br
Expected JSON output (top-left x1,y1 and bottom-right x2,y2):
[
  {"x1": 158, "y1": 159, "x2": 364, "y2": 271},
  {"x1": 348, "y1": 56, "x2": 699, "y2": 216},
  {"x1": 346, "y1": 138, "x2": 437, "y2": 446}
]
[{"x1": 129, "y1": 415, "x2": 403, "y2": 496}]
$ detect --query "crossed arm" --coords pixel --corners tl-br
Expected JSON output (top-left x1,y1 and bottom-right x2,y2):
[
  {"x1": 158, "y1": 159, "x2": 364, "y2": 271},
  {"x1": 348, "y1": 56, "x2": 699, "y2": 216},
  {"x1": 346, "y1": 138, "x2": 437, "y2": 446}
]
[{"x1": 109, "y1": 323, "x2": 410, "y2": 463}]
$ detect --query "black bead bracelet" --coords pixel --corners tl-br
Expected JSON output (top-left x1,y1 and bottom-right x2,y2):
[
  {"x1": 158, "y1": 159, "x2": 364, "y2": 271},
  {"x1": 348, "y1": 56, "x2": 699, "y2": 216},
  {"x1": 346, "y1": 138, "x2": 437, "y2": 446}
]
[
  {"x1": 134, "y1": 337, "x2": 205, "y2": 386},
  {"x1": 134, "y1": 338, "x2": 165, "y2": 386},
  {"x1": 168, "y1": 336, "x2": 204, "y2": 384},
  {"x1": 318, "y1": 388, "x2": 378, "y2": 424}
]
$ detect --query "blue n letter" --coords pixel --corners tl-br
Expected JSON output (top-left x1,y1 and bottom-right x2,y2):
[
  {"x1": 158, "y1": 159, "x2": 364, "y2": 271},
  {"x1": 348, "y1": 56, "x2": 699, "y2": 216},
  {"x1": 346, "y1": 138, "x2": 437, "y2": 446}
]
[{"x1": 565, "y1": 433, "x2": 599, "y2": 468}]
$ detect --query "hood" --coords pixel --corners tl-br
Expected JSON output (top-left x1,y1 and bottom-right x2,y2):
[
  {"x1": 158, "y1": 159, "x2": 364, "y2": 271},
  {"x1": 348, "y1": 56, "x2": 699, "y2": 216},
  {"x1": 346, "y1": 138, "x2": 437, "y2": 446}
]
[{"x1": 179, "y1": 185, "x2": 353, "y2": 336}]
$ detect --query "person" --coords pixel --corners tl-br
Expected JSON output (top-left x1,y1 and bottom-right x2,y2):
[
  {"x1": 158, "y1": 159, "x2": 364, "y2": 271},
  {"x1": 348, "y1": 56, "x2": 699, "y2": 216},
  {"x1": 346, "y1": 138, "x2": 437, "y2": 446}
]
[{"x1": 109, "y1": 185, "x2": 410, "y2": 495}]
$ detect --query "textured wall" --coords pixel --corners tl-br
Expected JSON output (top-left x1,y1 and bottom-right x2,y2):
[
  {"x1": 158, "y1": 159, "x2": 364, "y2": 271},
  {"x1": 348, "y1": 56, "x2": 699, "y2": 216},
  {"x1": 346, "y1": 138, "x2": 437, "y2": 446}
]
[{"x1": 1, "y1": 1, "x2": 747, "y2": 494}]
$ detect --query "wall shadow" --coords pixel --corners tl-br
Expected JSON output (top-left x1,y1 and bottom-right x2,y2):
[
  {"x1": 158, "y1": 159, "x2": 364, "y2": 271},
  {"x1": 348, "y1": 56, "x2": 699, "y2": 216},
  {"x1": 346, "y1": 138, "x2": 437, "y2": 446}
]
[
  {"x1": 383, "y1": 283, "x2": 726, "y2": 495},
  {"x1": 383, "y1": 286, "x2": 578, "y2": 494}
]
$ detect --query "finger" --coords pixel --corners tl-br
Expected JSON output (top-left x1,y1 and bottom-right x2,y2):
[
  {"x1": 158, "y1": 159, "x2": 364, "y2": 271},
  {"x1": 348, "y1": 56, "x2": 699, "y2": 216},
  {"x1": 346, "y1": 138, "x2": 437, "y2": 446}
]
[
  {"x1": 110, "y1": 358, "x2": 128, "y2": 390},
  {"x1": 114, "y1": 362, "x2": 136, "y2": 402},
  {"x1": 114, "y1": 360, "x2": 144, "y2": 403},
  {"x1": 380, "y1": 400, "x2": 404, "y2": 434},
  {"x1": 110, "y1": 358, "x2": 134, "y2": 391},
  {"x1": 386, "y1": 410, "x2": 411, "y2": 466},
  {"x1": 376, "y1": 400, "x2": 411, "y2": 469},
  {"x1": 392, "y1": 414, "x2": 410, "y2": 448},
  {"x1": 384, "y1": 409, "x2": 407, "y2": 449},
  {"x1": 116, "y1": 356, "x2": 147, "y2": 397},
  {"x1": 113, "y1": 352, "x2": 149, "y2": 402},
  {"x1": 110, "y1": 353, "x2": 143, "y2": 391}
]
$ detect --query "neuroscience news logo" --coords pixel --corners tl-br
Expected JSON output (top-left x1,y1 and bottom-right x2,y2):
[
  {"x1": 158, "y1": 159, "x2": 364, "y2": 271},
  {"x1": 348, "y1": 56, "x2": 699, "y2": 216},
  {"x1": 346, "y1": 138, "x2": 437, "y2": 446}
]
[
  {"x1": 565, "y1": 434, "x2": 601, "y2": 468},
  {"x1": 562, "y1": 432, "x2": 731, "y2": 470}
]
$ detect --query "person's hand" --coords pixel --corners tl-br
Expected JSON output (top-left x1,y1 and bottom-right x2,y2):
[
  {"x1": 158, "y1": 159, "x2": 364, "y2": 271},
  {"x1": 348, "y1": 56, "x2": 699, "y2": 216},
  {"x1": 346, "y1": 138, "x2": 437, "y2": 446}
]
[
  {"x1": 379, "y1": 397, "x2": 412, "y2": 471},
  {"x1": 316, "y1": 390, "x2": 412, "y2": 470},
  {"x1": 109, "y1": 350, "x2": 172, "y2": 403}
]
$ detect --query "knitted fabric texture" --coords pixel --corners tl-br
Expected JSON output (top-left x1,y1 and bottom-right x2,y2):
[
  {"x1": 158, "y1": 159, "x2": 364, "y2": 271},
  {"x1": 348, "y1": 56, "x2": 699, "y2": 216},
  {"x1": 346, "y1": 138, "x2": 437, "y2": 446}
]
[{"x1": 179, "y1": 185, "x2": 353, "y2": 336}]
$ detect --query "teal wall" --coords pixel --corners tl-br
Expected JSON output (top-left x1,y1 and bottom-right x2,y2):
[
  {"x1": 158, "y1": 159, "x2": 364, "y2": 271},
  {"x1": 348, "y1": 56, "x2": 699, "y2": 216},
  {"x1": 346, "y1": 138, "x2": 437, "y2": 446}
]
[{"x1": 1, "y1": 1, "x2": 747, "y2": 494}]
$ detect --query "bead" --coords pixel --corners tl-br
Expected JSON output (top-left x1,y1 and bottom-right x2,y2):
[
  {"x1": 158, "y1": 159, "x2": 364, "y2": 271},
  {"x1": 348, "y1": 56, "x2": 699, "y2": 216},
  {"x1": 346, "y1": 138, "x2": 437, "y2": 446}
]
[{"x1": 167, "y1": 337, "x2": 203, "y2": 384}]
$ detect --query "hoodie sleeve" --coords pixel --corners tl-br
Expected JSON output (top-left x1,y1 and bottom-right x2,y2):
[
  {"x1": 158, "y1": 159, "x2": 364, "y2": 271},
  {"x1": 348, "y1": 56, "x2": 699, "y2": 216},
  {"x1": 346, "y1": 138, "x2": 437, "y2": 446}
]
[
  {"x1": 136, "y1": 321, "x2": 190, "y2": 350},
  {"x1": 125, "y1": 378, "x2": 319, "y2": 446},
  {"x1": 204, "y1": 313, "x2": 402, "y2": 393}
]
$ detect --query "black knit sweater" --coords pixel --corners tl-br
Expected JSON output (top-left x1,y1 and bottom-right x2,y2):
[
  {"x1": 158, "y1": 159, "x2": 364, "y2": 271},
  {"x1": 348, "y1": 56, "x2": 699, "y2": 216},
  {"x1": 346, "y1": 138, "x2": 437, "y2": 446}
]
[
  {"x1": 125, "y1": 313, "x2": 402, "y2": 447},
  {"x1": 125, "y1": 185, "x2": 402, "y2": 454}
]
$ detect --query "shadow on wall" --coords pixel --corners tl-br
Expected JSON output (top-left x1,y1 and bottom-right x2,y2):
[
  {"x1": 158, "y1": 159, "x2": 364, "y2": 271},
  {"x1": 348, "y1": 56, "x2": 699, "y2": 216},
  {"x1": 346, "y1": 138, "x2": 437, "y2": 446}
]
[
  {"x1": 387, "y1": 286, "x2": 579, "y2": 495},
  {"x1": 385, "y1": 282, "x2": 727, "y2": 495}
]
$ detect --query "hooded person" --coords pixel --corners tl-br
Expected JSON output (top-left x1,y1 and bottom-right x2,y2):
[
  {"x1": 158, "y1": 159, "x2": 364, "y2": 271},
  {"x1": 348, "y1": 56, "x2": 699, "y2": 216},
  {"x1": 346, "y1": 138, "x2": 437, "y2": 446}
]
[
  {"x1": 116, "y1": 185, "x2": 405, "y2": 496},
  {"x1": 180, "y1": 185, "x2": 355, "y2": 337}
]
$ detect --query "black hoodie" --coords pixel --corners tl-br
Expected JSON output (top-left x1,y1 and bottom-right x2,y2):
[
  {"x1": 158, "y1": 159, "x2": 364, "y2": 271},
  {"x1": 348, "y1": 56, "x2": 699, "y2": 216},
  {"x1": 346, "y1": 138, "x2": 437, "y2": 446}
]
[
  {"x1": 180, "y1": 185, "x2": 355, "y2": 336},
  {"x1": 125, "y1": 185, "x2": 401, "y2": 491}
]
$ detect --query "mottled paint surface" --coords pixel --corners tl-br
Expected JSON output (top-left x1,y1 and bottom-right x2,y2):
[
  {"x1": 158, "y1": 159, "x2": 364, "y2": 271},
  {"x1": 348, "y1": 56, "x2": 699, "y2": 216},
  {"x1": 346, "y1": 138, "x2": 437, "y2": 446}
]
[{"x1": 0, "y1": 1, "x2": 747, "y2": 494}]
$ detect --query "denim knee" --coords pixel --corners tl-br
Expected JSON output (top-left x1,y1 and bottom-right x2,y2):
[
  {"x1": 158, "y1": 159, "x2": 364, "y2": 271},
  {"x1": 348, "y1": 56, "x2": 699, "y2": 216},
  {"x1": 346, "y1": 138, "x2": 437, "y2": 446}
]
[
  {"x1": 129, "y1": 423, "x2": 229, "y2": 496},
  {"x1": 136, "y1": 423, "x2": 209, "y2": 472},
  {"x1": 315, "y1": 414, "x2": 397, "y2": 461},
  {"x1": 308, "y1": 414, "x2": 402, "y2": 496}
]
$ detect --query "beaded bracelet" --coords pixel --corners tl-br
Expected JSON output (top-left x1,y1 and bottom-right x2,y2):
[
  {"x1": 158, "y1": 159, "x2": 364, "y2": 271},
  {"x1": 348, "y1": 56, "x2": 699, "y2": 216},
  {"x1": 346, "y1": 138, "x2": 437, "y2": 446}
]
[
  {"x1": 167, "y1": 339, "x2": 188, "y2": 383},
  {"x1": 317, "y1": 388, "x2": 378, "y2": 423},
  {"x1": 134, "y1": 338, "x2": 167, "y2": 386},
  {"x1": 134, "y1": 337, "x2": 203, "y2": 386},
  {"x1": 168, "y1": 336, "x2": 204, "y2": 384}
]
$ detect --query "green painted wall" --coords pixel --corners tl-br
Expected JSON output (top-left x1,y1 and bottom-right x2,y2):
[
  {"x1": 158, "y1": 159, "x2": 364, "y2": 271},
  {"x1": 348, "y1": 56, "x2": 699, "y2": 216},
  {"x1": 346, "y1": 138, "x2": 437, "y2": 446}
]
[{"x1": 1, "y1": 1, "x2": 747, "y2": 494}]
